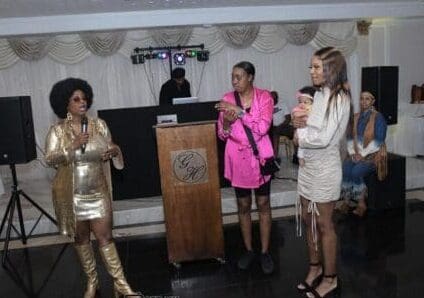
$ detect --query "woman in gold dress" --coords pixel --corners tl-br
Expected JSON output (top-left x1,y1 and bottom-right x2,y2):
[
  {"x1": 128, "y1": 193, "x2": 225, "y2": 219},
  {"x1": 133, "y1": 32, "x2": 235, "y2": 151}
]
[{"x1": 45, "y1": 78, "x2": 141, "y2": 298}]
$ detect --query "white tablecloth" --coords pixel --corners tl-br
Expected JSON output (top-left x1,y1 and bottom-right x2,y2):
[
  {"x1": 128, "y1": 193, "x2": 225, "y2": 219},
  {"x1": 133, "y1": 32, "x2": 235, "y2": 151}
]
[{"x1": 389, "y1": 104, "x2": 424, "y2": 156}]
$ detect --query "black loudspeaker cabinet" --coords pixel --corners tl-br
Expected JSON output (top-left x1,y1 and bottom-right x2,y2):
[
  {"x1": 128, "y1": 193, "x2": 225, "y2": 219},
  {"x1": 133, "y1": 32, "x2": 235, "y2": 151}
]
[
  {"x1": 361, "y1": 66, "x2": 399, "y2": 125},
  {"x1": 0, "y1": 96, "x2": 36, "y2": 165},
  {"x1": 366, "y1": 153, "x2": 405, "y2": 211}
]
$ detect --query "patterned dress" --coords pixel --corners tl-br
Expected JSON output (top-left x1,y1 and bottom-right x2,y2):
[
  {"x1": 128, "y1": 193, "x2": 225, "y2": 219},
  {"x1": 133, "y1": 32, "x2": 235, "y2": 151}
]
[
  {"x1": 297, "y1": 87, "x2": 351, "y2": 202},
  {"x1": 295, "y1": 87, "x2": 350, "y2": 240}
]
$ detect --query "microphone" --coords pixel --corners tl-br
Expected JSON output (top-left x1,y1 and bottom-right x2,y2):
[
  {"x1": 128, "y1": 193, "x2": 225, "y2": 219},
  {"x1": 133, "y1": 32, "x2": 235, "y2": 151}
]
[{"x1": 81, "y1": 116, "x2": 88, "y2": 154}]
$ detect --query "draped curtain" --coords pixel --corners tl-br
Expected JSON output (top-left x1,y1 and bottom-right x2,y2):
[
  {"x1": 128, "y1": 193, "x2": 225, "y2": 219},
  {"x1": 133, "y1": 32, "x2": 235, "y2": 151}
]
[
  {"x1": 310, "y1": 22, "x2": 358, "y2": 56},
  {"x1": 80, "y1": 31, "x2": 127, "y2": 57},
  {"x1": 150, "y1": 27, "x2": 193, "y2": 47},
  {"x1": 218, "y1": 25, "x2": 260, "y2": 49},
  {"x1": 7, "y1": 35, "x2": 54, "y2": 61},
  {"x1": 0, "y1": 22, "x2": 358, "y2": 68}
]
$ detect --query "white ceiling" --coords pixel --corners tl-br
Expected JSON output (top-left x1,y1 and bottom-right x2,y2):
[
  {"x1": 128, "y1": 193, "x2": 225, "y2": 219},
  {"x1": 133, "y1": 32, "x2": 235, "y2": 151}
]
[
  {"x1": 0, "y1": 0, "x2": 423, "y2": 37},
  {"x1": 0, "y1": 0, "x2": 406, "y2": 18}
]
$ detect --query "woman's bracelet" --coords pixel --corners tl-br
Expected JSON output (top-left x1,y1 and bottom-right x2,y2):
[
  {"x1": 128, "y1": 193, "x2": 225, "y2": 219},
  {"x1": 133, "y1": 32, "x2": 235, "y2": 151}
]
[{"x1": 237, "y1": 109, "x2": 245, "y2": 119}]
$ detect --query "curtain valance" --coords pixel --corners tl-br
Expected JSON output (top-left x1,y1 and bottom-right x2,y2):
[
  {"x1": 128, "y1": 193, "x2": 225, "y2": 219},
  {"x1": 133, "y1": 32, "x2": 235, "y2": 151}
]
[{"x1": 0, "y1": 22, "x2": 357, "y2": 69}]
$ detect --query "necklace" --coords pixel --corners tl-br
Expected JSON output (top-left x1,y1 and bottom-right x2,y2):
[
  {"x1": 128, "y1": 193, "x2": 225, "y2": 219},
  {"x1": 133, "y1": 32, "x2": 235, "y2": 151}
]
[
  {"x1": 66, "y1": 118, "x2": 85, "y2": 141},
  {"x1": 239, "y1": 89, "x2": 253, "y2": 109},
  {"x1": 69, "y1": 120, "x2": 81, "y2": 134},
  {"x1": 241, "y1": 97, "x2": 252, "y2": 109}
]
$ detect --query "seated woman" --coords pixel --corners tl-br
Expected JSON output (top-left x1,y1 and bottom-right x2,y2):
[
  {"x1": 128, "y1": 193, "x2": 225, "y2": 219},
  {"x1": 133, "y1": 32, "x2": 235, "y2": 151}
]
[{"x1": 341, "y1": 91, "x2": 388, "y2": 216}]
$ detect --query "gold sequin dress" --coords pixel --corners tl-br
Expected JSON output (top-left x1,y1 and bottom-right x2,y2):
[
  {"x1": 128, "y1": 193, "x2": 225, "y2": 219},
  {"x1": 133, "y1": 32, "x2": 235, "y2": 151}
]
[{"x1": 45, "y1": 117, "x2": 123, "y2": 238}]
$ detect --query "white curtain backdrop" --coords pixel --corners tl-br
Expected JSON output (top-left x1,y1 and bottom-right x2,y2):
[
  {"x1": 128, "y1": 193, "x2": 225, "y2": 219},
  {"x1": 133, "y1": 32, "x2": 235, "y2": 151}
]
[
  {"x1": 7, "y1": 35, "x2": 54, "y2": 61},
  {"x1": 0, "y1": 22, "x2": 358, "y2": 68},
  {"x1": 0, "y1": 22, "x2": 360, "y2": 182},
  {"x1": 150, "y1": 27, "x2": 193, "y2": 47},
  {"x1": 310, "y1": 22, "x2": 358, "y2": 56}
]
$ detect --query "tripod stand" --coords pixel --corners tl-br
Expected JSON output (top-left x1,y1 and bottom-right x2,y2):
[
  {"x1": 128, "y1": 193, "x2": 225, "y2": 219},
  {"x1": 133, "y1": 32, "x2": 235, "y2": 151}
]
[{"x1": 0, "y1": 164, "x2": 57, "y2": 266}]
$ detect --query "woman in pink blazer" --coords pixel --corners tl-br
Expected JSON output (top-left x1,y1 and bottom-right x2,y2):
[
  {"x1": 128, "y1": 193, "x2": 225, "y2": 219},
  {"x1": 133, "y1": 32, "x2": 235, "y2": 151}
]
[{"x1": 216, "y1": 61, "x2": 275, "y2": 274}]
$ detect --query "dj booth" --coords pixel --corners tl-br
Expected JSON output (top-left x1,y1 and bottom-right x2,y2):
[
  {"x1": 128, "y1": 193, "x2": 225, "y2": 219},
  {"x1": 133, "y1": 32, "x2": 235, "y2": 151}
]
[{"x1": 98, "y1": 101, "x2": 228, "y2": 200}]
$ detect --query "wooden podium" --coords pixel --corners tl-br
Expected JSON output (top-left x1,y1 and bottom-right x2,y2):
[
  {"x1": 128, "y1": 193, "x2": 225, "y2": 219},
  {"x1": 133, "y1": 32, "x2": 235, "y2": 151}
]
[{"x1": 155, "y1": 121, "x2": 225, "y2": 267}]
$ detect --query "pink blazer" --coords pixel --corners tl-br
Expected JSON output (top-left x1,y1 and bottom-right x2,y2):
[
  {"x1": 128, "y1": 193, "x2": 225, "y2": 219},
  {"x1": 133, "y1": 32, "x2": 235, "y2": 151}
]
[{"x1": 217, "y1": 87, "x2": 274, "y2": 188}]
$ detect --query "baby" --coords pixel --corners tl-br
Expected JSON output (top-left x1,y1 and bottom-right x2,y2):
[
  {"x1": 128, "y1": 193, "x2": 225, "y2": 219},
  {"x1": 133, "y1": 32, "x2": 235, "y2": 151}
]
[{"x1": 292, "y1": 86, "x2": 316, "y2": 167}]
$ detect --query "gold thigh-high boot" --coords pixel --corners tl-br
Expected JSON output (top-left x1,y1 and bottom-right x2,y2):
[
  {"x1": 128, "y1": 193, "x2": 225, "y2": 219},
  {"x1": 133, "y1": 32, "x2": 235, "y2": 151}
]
[
  {"x1": 99, "y1": 242, "x2": 142, "y2": 298},
  {"x1": 74, "y1": 243, "x2": 99, "y2": 298}
]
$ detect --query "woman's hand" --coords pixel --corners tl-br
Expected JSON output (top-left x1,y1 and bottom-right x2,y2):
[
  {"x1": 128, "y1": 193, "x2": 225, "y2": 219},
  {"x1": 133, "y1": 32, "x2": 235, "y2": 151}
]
[
  {"x1": 223, "y1": 110, "x2": 238, "y2": 122},
  {"x1": 215, "y1": 100, "x2": 243, "y2": 115},
  {"x1": 102, "y1": 144, "x2": 120, "y2": 161},
  {"x1": 351, "y1": 153, "x2": 363, "y2": 162},
  {"x1": 72, "y1": 132, "x2": 89, "y2": 150},
  {"x1": 291, "y1": 115, "x2": 307, "y2": 129}
]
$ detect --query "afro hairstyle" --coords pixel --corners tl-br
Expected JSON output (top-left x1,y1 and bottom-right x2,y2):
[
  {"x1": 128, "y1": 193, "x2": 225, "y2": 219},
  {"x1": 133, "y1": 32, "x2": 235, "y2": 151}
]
[{"x1": 49, "y1": 77, "x2": 93, "y2": 119}]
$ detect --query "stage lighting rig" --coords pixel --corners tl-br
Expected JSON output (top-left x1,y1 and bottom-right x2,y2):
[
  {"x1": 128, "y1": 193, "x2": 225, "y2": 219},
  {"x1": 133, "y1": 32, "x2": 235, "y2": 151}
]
[
  {"x1": 157, "y1": 51, "x2": 169, "y2": 60},
  {"x1": 144, "y1": 52, "x2": 157, "y2": 60},
  {"x1": 197, "y1": 50, "x2": 209, "y2": 62},
  {"x1": 185, "y1": 49, "x2": 197, "y2": 58},
  {"x1": 173, "y1": 53, "x2": 186, "y2": 65},
  {"x1": 130, "y1": 48, "x2": 145, "y2": 65},
  {"x1": 130, "y1": 43, "x2": 208, "y2": 77}
]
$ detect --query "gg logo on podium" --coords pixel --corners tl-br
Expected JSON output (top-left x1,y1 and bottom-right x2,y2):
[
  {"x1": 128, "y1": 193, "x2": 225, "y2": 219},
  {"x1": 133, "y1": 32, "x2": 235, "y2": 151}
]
[{"x1": 171, "y1": 148, "x2": 208, "y2": 185}]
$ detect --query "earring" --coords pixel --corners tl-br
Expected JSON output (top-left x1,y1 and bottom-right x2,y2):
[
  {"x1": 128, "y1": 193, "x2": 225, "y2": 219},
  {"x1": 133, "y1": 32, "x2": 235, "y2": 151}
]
[{"x1": 67, "y1": 112, "x2": 72, "y2": 121}]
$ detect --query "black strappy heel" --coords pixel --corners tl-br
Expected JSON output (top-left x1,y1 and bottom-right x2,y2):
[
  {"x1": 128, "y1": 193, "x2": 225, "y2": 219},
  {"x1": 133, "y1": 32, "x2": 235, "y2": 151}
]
[
  {"x1": 296, "y1": 262, "x2": 323, "y2": 293},
  {"x1": 305, "y1": 274, "x2": 341, "y2": 298}
]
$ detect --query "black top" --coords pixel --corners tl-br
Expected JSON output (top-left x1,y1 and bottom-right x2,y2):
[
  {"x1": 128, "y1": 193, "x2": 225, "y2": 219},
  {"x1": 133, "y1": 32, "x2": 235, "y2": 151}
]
[{"x1": 159, "y1": 79, "x2": 191, "y2": 105}]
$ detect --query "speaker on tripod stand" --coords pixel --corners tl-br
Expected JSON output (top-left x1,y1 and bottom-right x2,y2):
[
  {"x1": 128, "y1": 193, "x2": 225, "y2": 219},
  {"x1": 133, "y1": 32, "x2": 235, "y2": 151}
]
[{"x1": 0, "y1": 96, "x2": 57, "y2": 266}]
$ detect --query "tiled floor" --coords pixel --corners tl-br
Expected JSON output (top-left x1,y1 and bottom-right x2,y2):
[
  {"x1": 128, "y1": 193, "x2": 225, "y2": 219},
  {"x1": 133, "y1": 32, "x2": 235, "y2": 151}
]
[{"x1": 1, "y1": 197, "x2": 424, "y2": 298}]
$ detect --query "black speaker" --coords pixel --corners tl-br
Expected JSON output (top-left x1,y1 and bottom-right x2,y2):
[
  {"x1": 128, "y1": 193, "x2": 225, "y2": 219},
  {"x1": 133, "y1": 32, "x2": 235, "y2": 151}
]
[
  {"x1": 0, "y1": 96, "x2": 36, "y2": 165},
  {"x1": 361, "y1": 66, "x2": 399, "y2": 125},
  {"x1": 366, "y1": 153, "x2": 405, "y2": 211}
]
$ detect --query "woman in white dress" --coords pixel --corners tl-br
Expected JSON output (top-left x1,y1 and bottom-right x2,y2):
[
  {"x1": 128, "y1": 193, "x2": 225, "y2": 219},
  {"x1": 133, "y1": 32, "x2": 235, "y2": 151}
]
[{"x1": 293, "y1": 47, "x2": 351, "y2": 298}]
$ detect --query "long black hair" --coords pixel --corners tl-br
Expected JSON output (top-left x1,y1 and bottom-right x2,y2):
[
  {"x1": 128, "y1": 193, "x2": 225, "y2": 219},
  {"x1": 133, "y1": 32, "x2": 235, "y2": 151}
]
[{"x1": 313, "y1": 47, "x2": 352, "y2": 120}]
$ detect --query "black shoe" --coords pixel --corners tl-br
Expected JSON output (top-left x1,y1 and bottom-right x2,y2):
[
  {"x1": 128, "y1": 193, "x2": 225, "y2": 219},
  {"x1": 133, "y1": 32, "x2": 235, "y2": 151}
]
[
  {"x1": 237, "y1": 250, "x2": 255, "y2": 270},
  {"x1": 297, "y1": 263, "x2": 323, "y2": 293},
  {"x1": 260, "y1": 252, "x2": 274, "y2": 274},
  {"x1": 306, "y1": 275, "x2": 341, "y2": 298}
]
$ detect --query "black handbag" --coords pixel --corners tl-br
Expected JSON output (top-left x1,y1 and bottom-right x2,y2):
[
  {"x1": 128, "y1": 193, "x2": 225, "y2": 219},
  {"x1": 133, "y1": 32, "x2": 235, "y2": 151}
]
[
  {"x1": 233, "y1": 91, "x2": 280, "y2": 177},
  {"x1": 260, "y1": 157, "x2": 281, "y2": 176}
]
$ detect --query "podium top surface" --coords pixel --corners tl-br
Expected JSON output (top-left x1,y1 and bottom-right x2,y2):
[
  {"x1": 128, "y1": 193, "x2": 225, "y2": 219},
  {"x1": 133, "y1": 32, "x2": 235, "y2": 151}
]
[{"x1": 153, "y1": 120, "x2": 217, "y2": 129}]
